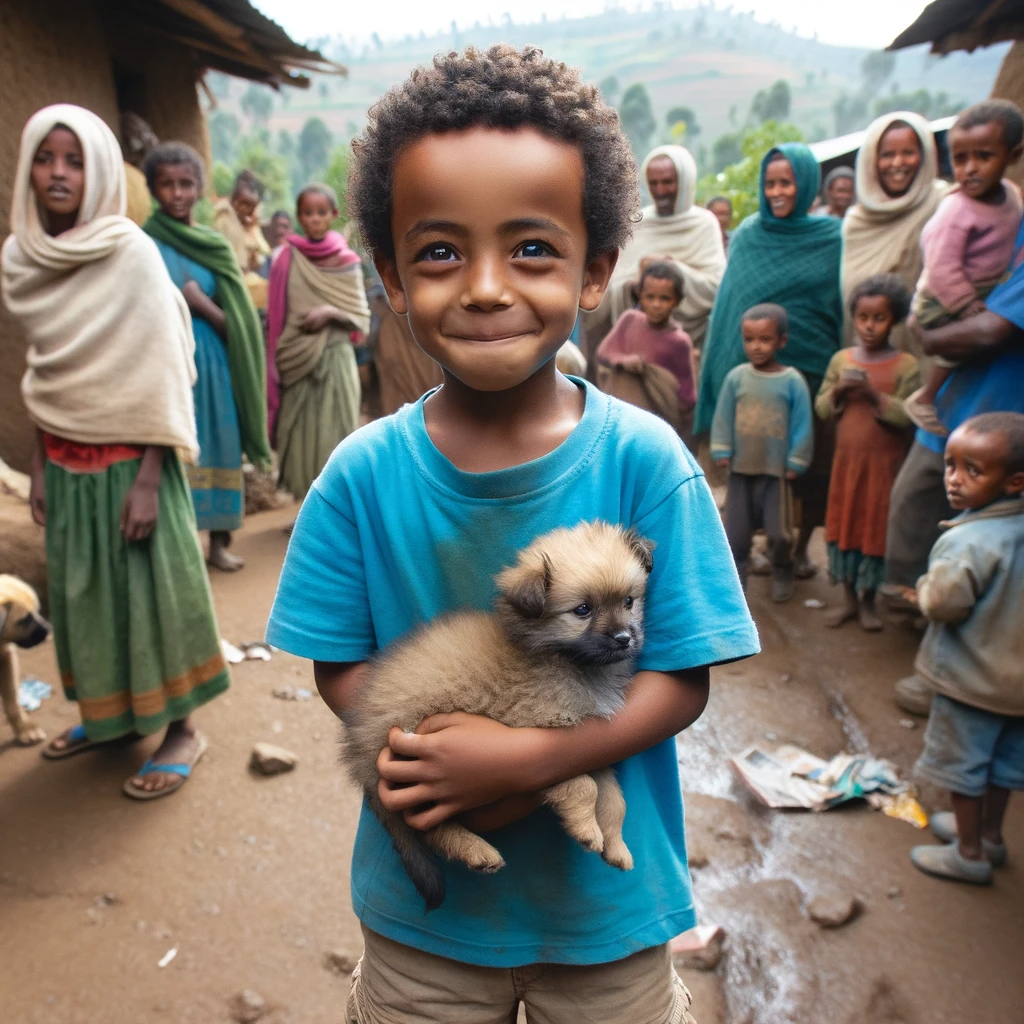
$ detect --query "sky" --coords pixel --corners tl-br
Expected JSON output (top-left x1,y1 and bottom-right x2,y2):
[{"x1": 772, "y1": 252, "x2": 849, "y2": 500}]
[{"x1": 252, "y1": 0, "x2": 932, "y2": 51}]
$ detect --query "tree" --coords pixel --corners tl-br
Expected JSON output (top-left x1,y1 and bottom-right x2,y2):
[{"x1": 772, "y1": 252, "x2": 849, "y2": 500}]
[
  {"x1": 323, "y1": 145, "x2": 351, "y2": 231},
  {"x1": 751, "y1": 79, "x2": 791, "y2": 124},
  {"x1": 598, "y1": 75, "x2": 620, "y2": 104},
  {"x1": 298, "y1": 117, "x2": 333, "y2": 183},
  {"x1": 619, "y1": 83, "x2": 656, "y2": 157},
  {"x1": 860, "y1": 50, "x2": 896, "y2": 96},
  {"x1": 234, "y1": 133, "x2": 291, "y2": 209},
  {"x1": 212, "y1": 161, "x2": 234, "y2": 198},
  {"x1": 712, "y1": 133, "x2": 742, "y2": 172},
  {"x1": 833, "y1": 92, "x2": 870, "y2": 135},
  {"x1": 874, "y1": 88, "x2": 963, "y2": 120},
  {"x1": 208, "y1": 110, "x2": 240, "y2": 165},
  {"x1": 666, "y1": 105, "x2": 701, "y2": 140},
  {"x1": 240, "y1": 84, "x2": 273, "y2": 128}
]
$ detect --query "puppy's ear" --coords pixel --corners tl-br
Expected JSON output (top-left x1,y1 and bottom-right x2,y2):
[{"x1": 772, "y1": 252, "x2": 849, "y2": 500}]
[
  {"x1": 623, "y1": 528, "x2": 655, "y2": 575},
  {"x1": 497, "y1": 553, "x2": 551, "y2": 618}
]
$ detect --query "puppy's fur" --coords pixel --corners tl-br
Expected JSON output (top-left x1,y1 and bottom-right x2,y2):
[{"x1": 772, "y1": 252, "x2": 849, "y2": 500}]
[
  {"x1": 342, "y1": 522, "x2": 654, "y2": 910},
  {"x1": 0, "y1": 575, "x2": 51, "y2": 746}
]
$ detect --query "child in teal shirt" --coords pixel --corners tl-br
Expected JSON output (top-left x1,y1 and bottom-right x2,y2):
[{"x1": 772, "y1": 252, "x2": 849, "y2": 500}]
[{"x1": 267, "y1": 44, "x2": 758, "y2": 1023}]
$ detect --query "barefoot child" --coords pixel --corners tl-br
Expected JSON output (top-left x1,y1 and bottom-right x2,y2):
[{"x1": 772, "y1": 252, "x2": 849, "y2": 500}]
[
  {"x1": 596, "y1": 260, "x2": 696, "y2": 427},
  {"x1": 266, "y1": 183, "x2": 370, "y2": 497},
  {"x1": 907, "y1": 412, "x2": 1024, "y2": 885},
  {"x1": 816, "y1": 274, "x2": 920, "y2": 631},
  {"x1": 710, "y1": 303, "x2": 813, "y2": 602},
  {"x1": 267, "y1": 45, "x2": 758, "y2": 1022},
  {"x1": 905, "y1": 100, "x2": 1024, "y2": 435}
]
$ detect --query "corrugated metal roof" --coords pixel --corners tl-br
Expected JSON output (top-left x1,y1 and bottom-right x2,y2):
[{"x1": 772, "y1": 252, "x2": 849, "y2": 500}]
[
  {"x1": 808, "y1": 115, "x2": 956, "y2": 164},
  {"x1": 888, "y1": 0, "x2": 1024, "y2": 54},
  {"x1": 108, "y1": 0, "x2": 343, "y2": 87}
]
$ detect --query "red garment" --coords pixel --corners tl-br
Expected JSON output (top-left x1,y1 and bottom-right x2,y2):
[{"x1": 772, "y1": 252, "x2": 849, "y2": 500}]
[
  {"x1": 596, "y1": 309, "x2": 696, "y2": 408},
  {"x1": 824, "y1": 354, "x2": 913, "y2": 558},
  {"x1": 44, "y1": 433, "x2": 144, "y2": 473}
]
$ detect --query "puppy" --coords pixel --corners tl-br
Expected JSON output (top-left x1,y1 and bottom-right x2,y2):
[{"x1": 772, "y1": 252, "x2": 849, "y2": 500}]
[
  {"x1": 342, "y1": 521, "x2": 654, "y2": 910},
  {"x1": 0, "y1": 575, "x2": 51, "y2": 746}
]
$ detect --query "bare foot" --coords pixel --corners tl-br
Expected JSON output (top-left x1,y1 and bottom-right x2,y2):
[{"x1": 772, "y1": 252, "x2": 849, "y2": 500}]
[
  {"x1": 859, "y1": 595, "x2": 883, "y2": 632},
  {"x1": 825, "y1": 585, "x2": 858, "y2": 628},
  {"x1": 127, "y1": 722, "x2": 203, "y2": 795},
  {"x1": 208, "y1": 531, "x2": 244, "y2": 573},
  {"x1": 793, "y1": 552, "x2": 818, "y2": 580}
]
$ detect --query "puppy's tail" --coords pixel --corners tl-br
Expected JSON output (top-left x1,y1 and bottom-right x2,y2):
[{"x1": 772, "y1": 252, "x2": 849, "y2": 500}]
[{"x1": 367, "y1": 791, "x2": 446, "y2": 911}]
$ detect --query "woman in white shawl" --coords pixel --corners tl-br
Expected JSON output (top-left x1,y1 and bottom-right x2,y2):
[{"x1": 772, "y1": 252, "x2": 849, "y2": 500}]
[
  {"x1": 842, "y1": 112, "x2": 948, "y2": 358},
  {"x1": 1, "y1": 105, "x2": 228, "y2": 798},
  {"x1": 604, "y1": 144, "x2": 726, "y2": 350}
]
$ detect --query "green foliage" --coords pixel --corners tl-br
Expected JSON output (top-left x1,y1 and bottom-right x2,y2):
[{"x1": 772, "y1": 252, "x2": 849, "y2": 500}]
[
  {"x1": 240, "y1": 84, "x2": 274, "y2": 127},
  {"x1": 751, "y1": 80, "x2": 791, "y2": 124},
  {"x1": 697, "y1": 121, "x2": 804, "y2": 224},
  {"x1": 212, "y1": 161, "x2": 234, "y2": 198},
  {"x1": 667, "y1": 105, "x2": 701, "y2": 139},
  {"x1": 619, "y1": 83, "x2": 656, "y2": 157},
  {"x1": 712, "y1": 134, "x2": 742, "y2": 172},
  {"x1": 298, "y1": 117, "x2": 333, "y2": 182},
  {"x1": 208, "y1": 111, "x2": 240, "y2": 165},
  {"x1": 235, "y1": 132, "x2": 292, "y2": 209},
  {"x1": 875, "y1": 88, "x2": 963, "y2": 120},
  {"x1": 323, "y1": 145, "x2": 351, "y2": 230}
]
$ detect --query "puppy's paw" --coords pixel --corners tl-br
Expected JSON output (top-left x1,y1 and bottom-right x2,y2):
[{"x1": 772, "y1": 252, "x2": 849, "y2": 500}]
[
  {"x1": 601, "y1": 838, "x2": 634, "y2": 871},
  {"x1": 466, "y1": 850, "x2": 506, "y2": 874},
  {"x1": 15, "y1": 722, "x2": 46, "y2": 746},
  {"x1": 571, "y1": 823, "x2": 605, "y2": 854}
]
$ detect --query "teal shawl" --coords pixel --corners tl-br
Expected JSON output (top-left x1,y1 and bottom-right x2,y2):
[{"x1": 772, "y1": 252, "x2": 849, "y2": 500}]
[
  {"x1": 144, "y1": 210, "x2": 271, "y2": 471},
  {"x1": 694, "y1": 143, "x2": 843, "y2": 435}
]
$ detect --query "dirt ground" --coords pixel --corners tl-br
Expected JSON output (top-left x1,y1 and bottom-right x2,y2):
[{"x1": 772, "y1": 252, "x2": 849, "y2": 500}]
[{"x1": 1, "y1": 505, "x2": 1022, "y2": 1024}]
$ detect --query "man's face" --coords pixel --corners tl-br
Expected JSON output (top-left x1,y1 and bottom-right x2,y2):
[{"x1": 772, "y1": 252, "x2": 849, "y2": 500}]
[
  {"x1": 646, "y1": 156, "x2": 678, "y2": 216},
  {"x1": 377, "y1": 126, "x2": 616, "y2": 393},
  {"x1": 827, "y1": 176, "x2": 855, "y2": 216}
]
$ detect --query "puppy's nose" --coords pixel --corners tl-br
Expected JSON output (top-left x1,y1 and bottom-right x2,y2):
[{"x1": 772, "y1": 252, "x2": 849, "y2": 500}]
[{"x1": 612, "y1": 630, "x2": 632, "y2": 649}]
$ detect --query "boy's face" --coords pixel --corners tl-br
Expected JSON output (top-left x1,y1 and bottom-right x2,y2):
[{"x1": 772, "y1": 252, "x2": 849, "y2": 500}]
[
  {"x1": 950, "y1": 122, "x2": 1021, "y2": 200},
  {"x1": 741, "y1": 317, "x2": 784, "y2": 369},
  {"x1": 232, "y1": 188, "x2": 259, "y2": 227},
  {"x1": 638, "y1": 275, "x2": 677, "y2": 327},
  {"x1": 297, "y1": 192, "x2": 336, "y2": 242},
  {"x1": 269, "y1": 213, "x2": 292, "y2": 246},
  {"x1": 943, "y1": 426, "x2": 1024, "y2": 510},
  {"x1": 377, "y1": 127, "x2": 616, "y2": 392},
  {"x1": 827, "y1": 176, "x2": 855, "y2": 215},
  {"x1": 152, "y1": 162, "x2": 201, "y2": 223}
]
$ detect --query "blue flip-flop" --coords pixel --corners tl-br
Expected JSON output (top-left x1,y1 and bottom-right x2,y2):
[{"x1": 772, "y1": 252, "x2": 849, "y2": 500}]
[
  {"x1": 42, "y1": 723, "x2": 142, "y2": 760},
  {"x1": 123, "y1": 732, "x2": 208, "y2": 801}
]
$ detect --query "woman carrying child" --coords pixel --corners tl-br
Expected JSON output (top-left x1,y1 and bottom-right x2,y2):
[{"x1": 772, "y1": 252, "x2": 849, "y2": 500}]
[
  {"x1": 696, "y1": 143, "x2": 843, "y2": 576},
  {"x1": 1, "y1": 105, "x2": 228, "y2": 797},
  {"x1": 143, "y1": 143, "x2": 272, "y2": 572},
  {"x1": 266, "y1": 184, "x2": 370, "y2": 500},
  {"x1": 596, "y1": 260, "x2": 696, "y2": 436},
  {"x1": 816, "y1": 274, "x2": 921, "y2": 631},
  {"x1": 214, "y1": 169, "x2": 272, "y2": 311}
]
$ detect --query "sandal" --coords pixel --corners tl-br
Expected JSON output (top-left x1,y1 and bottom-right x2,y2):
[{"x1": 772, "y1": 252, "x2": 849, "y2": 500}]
[
  {"x1": 122, "y1": 731, "x2": 208, "y2": 801},
  {"x1": 41, "y1": 723, "x2": 103, "y2": 760}
]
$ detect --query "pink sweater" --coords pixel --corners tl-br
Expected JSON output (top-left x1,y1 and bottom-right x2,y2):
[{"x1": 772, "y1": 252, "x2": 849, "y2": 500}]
[
  {"x1": 596, "y1": 309, "x2": 696, "y2": 408},
  {"x1": 919, "y1": 183, "x2": 1023, "y2": 314}
]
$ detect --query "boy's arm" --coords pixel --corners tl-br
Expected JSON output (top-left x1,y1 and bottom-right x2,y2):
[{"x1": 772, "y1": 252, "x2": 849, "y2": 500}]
[
  {"x1": 922, "y1": 203, "x2": 979, "y2": 315},
  {"x1": 785, "y1": 376, "x2": 814, "y2": 477},
  {"x1": 376, "y1": 667, "x2": 709, "y2": 831},
  {"x1": 709, "y1": 373, "x2": 736, "y2": 464},
  {"x1": 916, "y1": 553, "x2": 995, "y2": 625}
]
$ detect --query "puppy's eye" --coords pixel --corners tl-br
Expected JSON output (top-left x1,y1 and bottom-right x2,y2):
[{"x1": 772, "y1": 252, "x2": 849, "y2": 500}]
[
  {"x1": 573, "y1": 603, "x2": 591, "y2": 618},
  {"x1": 624, "y1": 596, "x2": 634, "y2": 609}
]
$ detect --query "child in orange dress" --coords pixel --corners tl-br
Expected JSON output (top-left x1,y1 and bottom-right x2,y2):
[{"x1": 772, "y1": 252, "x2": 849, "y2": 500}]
[{"x1": 815, "y1": 274, "x2": 921, "y2": 630}]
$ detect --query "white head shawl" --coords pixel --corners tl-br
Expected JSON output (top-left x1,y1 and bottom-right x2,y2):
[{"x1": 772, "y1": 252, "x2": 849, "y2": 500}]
[{"x1": 1, "y1": 104, "x2": 198, "y2": 458}]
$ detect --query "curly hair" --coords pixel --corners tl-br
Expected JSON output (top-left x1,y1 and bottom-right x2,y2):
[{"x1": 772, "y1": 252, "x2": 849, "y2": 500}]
[
  {"x1": 349, "y1": 45, "x2": 639, "y2": 261},
  {"x1": 742, "y1": 302, "x2": 789, "y2": 337},
  {"x1": 956, "y1": 99, "x2": 1024, "y2": 151},
  {"x1": 848, "y1": 272, "x2": 912, "y2": 323},
  {"x1": 961, "y1": 411, "x2": 1024, "y2": 474},
  {"x1": 639, "y1": 260, "x2": 684, "y2": 303},
  {"x1": 143, "y1": 141, "x2": 205, "y2": 194}
]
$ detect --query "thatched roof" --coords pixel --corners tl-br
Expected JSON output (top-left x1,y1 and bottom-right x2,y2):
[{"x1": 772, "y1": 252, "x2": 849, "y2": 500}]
[
  {"x1": 888, "y1": 0, "x2": 1024, "y2": 54},
  {"x1": 110, "y1": 0, "x2": 343, "y2": 87}
]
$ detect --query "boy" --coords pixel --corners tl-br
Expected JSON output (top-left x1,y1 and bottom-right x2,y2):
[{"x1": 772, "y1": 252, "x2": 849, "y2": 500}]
[
  {"x1": 596, "y1": 260, "x2": 696, "y2": 414},
  {"x1": 710, "y1": 304, "x2": 813, "y2": 602},
  {"x1": 906, "y1": 100, "x2": 1024, "y2": 435},
  {"x1": 907, "y1": 412, "x2": 1024, "y2": 885},
  {"x1": 267, "y1": 46, "x2": 758, "y2": 1023}
]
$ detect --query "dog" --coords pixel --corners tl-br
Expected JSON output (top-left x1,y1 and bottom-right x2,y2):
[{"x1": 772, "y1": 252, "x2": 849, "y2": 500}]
[
  {"x1": 342, "y1": 521, "x2": 654, "y2": 910},
  {"x1": 1, "y1": 575, "x2": 52, "y2": 746}
]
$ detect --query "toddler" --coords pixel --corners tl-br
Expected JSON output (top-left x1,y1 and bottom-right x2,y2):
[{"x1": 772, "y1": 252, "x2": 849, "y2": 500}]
[
  {"x1": 906, "y1": 100, "x2": 1024, "y2": 435},
  {"x1": 711, "y1": 303, "x2": 813, "y2": 602},
  {"x1": 266, "y1": 45, "x2": 757, "y2": 1023},
  {"x1": 815, "y1": 274, "x2": 920, "y2": 631},
  {"x1": 905, "y1": 412, "x2": 1024, "y2": 885},
  {"x1": 596, "y1": 260, "x2": 696, "y2": 421}
]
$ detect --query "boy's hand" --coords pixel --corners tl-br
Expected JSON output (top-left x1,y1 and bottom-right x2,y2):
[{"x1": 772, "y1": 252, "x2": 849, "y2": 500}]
[{"x1": 377, "y1": 713, "x2": 543, "y2": 830}]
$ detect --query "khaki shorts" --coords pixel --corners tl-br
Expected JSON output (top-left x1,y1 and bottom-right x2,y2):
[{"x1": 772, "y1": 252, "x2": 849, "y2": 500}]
[{"x1": 346, "y1": 925, "x2": 696, "y2": 1024}]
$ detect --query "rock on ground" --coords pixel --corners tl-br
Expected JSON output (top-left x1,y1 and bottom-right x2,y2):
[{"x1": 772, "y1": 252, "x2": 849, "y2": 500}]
[
  {"x1": 250, "y1": 743, "x2": 297, "y2": 776},
  {"x1": 808, "y1": 893, "x2": 862, "y2": 929}
]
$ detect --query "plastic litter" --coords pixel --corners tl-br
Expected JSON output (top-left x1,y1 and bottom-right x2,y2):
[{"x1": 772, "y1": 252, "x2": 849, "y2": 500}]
[
  {"x1": 17, "y1": 678, "x2": 52, "y2": 711},
  {"x1": 157, "y1": 947, "x2": 177, "y2": 968},
  {"x1": 221, "y1": 639, "x2": 245, "y2": 664},
  {"x1": 221, "y1": 640, "x2": 275, "y2": 665},
  {"x1": 869, "y1": 791, "x2": 928, "y2": 828}
]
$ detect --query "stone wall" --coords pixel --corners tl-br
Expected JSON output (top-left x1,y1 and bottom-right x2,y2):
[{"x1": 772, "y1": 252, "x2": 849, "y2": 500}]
[{"x1": 0, "y1": 0, "x2": 209, "y2": 471}]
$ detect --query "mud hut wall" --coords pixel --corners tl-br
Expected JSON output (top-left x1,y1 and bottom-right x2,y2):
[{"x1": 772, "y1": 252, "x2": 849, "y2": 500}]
[
  {"x1": 991, "y1": 41, "x2": 1024, "y2": 192},
  {"x1": 0, "y1": 0, "x2": 120, "y2": 471}
]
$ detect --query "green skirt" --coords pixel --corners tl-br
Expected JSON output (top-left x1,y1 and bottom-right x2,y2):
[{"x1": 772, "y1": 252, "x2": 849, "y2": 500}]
[
  {"x1": 45, "y1": 454, "x2": 229, "y2": 741},
  {"x1": 827, "y1": 542, "x2": 885, "y2": 597},
  {"x1": 276, "y1": 339, "x2": 360, "y2": 501}
]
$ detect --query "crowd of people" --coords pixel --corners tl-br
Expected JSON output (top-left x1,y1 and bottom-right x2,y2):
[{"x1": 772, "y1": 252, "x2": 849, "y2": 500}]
[{"x1": 1, "y1": 44, "x2": 1022, "y2": 1020}]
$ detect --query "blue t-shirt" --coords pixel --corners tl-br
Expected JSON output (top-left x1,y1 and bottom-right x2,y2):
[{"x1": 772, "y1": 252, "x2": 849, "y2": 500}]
[
  {"x1": 266, "y1": 379, "x2": 759, "y2": 967},
  {"x1": 919, "y1": 217, "x2": 1024, "y2": 454}
]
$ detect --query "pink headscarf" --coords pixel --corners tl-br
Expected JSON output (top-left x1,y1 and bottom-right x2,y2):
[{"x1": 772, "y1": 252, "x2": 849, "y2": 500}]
[{"x1": 266, "y1": 231, "x2": 360, "y2": 434}]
